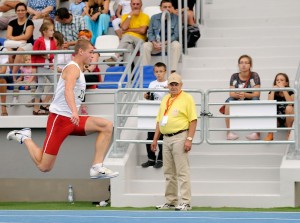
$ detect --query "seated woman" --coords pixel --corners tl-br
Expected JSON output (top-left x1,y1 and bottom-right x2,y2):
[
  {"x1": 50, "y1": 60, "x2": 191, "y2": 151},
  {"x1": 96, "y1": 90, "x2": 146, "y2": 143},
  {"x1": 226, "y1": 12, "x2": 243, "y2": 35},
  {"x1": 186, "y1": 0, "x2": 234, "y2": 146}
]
[
  {"x1": 264, "y1": 73, "x2": 294, "y2": 141},
  {"x1": 225, "y1": 55, "x2": 261, "y2": 140},
  {"x1": 171, "y1": 0, "x2": 196, "y2": 25},
  {"x1": 6, "y1": 2, "x2": 34, "y2": 87},
  {"x1": 27, "y1": 0, "x2": 56, "y2": 19},
  {"x1": 78, "y1": 29, "x2": 101, "y2": 115},
  {"x1": 83, "y1": 0, "x2": 110, "y2": 45}
]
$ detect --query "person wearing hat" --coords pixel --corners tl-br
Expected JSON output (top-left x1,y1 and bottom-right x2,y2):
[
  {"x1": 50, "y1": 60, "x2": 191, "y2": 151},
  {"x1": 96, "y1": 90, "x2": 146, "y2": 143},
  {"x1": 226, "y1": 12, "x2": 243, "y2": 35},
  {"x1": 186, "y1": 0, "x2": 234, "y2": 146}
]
[{"x1": 151, "y1": 72, "x2": 197, "y2": 211}]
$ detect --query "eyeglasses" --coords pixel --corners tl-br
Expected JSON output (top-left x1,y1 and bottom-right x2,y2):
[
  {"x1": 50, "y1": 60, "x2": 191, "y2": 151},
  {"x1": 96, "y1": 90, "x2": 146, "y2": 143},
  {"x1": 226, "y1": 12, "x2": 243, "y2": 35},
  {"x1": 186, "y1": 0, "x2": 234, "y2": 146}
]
[
  {"x1": 169, "y1": 83, "x2": 179, "y2": 86},
  {"x1": 16, "y1": 9, "x2": 26, "y2": 12}
]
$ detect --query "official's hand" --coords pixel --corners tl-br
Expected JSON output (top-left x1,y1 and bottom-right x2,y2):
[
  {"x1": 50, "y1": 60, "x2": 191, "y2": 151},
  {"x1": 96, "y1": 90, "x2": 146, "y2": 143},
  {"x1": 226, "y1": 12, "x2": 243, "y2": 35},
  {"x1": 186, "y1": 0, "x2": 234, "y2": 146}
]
[
  {"x1": 151, "y1": 141, "x2": 158, "y2": 152},
  {"x1": 70, "y1": 111, "x2": 79, "y2": 126},
  {"x1": 184, "y1": 140, "x2": 192, "y2": 152},
  {"x1": 153, "y1": 42, "x2": 162, "y2": 51}
]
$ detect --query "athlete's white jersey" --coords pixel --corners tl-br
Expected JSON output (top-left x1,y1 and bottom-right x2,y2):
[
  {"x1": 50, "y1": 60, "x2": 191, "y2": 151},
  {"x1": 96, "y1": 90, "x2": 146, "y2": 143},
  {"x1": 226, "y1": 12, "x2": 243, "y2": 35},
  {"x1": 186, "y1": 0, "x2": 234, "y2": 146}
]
[{"x1": 49, "y1": 61, "x2": 86, "y2": 117}]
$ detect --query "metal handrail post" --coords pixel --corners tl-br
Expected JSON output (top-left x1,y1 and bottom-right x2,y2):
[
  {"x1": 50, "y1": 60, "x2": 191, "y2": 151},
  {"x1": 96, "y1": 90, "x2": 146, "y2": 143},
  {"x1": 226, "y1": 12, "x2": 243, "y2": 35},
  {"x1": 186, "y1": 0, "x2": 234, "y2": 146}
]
[{"x1": 161, "y1": 10, "x2": 172, "y2": 76}]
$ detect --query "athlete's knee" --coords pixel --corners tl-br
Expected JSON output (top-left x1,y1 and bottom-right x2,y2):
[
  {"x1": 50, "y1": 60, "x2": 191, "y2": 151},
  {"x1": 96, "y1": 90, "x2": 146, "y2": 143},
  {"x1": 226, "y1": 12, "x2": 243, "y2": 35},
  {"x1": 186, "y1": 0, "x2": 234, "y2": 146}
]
[
  {"x1": 37, "y1": 164, "x2": 53, "y2": 172},
  {"x1": 105, "y1": 120, "x2": 113, "y2": 134}
]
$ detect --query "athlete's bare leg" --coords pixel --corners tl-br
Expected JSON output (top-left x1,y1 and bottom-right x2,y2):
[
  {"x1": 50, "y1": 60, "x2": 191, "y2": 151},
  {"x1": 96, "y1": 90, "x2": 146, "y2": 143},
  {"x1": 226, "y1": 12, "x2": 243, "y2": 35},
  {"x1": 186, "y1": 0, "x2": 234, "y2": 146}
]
[
  {"x1": 84, "y1": 116, "x2": 113, "y2": 165},
  {"x1": 23, "y1": 139, "x2": 57, "y2": 172}
]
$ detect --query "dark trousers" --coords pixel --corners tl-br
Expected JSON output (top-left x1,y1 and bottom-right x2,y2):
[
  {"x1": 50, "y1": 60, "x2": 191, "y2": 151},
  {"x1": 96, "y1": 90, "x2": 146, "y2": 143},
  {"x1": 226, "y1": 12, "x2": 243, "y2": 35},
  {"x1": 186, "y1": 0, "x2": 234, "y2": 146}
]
[{"x1": 146, "y1": 132, "x2": 163, "y2": 161}]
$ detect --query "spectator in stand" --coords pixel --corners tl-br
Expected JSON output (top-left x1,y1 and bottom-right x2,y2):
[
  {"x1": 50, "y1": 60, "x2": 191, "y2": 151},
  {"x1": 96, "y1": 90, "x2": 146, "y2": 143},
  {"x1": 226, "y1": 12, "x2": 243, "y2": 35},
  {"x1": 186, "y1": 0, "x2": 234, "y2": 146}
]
[
  {"x1": 0, "y1": 46, "x2": 9, "y2": 116},
  {"x1": 11, "y1": 54, "x2": 36, "y2": 106},
  {"x1": 141, "y1": 62, "x2": 168, "y2": 169},
  {"x1": 112, "y1": 0, "x2": 131, "y2": 39},
  {"x1": 225, "y1": 55, "x2": 261, "y2": 141},
  {"x1": 32, "y1": 21, "x2": 56, "y2": 115},
  {"x1": 27, "y1": 0, "x2": 56, "y2": 19},
  {"x1": 171, "y1": 0, "x2": 195, "y2": 25},
  {"x1": 142, "y1": 0, "x2": 180, "y2": 73},
  {"x1": 77, "y1": 29, "x2": 101, "y2": 115},
  {"x1": 264, "y1": 73, "x2": 294, "y2": 141},
  {"x1": 104, "y1": 0, "x2": 149, "y2": 66},
  {"x1": 6, "y1": 2, "x2": 34, "y2": 83},
  {"x1": 83, "y1": 0, "x2": 110, "y2": 45},
  {"x1": 55, "y1": 7, "x2": 86, "y2": 49},
  {"x1": 0, "y1": 0, "x2": 27, "y2": 30},
  {"x1": 69, "y1": 0, "x2": 86, "y2": 16}
]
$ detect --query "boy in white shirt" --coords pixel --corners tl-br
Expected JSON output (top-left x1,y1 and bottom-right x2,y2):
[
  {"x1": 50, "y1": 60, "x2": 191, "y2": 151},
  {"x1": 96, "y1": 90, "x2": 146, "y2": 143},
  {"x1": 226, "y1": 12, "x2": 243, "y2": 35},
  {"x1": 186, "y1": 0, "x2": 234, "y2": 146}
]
[{"x1": 141, "y1": 62, "x2": 168, "y2": 168}]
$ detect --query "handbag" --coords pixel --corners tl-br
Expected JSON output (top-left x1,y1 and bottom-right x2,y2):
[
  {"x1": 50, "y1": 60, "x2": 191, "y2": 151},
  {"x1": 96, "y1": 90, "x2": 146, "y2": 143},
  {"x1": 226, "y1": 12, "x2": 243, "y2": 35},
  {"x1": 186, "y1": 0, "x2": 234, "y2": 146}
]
[
  {"x1": 4, "y1": 40, "x2": 26, "y2": 49},
  {"x1": 219, "y1": 75, "x2": 251, "y2": 114},
  {"x1": 4, "y1": 16, "x2": 29, "y2": 49}
]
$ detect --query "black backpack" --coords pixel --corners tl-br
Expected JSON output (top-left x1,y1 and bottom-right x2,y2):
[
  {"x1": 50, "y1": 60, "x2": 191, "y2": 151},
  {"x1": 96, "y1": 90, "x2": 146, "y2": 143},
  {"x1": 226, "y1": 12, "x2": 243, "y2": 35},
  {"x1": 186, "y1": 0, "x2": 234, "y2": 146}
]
[{"x1": 183, "y1": 25, "x2": 201, "y2": 48}]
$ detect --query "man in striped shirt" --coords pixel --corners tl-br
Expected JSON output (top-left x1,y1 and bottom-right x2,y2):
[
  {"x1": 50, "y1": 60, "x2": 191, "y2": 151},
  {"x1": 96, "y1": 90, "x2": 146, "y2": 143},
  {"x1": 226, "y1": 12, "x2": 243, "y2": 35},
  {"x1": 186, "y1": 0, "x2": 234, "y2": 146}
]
[{"x1": 55, "y1": 7, "x2": 86, "y2": 48}]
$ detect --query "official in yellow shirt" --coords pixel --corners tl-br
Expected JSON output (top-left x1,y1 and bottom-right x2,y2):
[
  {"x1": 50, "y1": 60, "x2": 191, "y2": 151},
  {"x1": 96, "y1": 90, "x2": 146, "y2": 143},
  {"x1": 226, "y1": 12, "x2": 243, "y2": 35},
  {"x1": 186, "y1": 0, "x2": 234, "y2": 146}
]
[{"x1": 151, "y1": 72, "x2": 197, "y2": 211}]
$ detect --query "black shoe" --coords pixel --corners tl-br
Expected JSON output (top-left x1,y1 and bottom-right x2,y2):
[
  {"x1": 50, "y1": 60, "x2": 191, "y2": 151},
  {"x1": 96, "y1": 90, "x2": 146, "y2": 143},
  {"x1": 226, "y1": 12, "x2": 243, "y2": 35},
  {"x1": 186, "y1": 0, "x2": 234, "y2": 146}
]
[
  {"x1": 153, "y1": 161, "x2": 163, "y2": 168},
  {"x1": 141, "y1": 160, "x2": 155, "y2": 168}
]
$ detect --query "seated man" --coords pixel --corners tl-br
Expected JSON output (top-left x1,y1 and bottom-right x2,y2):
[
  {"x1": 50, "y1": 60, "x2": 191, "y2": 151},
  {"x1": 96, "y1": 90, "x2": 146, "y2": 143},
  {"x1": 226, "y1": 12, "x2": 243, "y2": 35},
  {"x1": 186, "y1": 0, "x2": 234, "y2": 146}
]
[
  {"x1": 104, "y1": 0, "x2": 149, "y2": 66},
  {"x1": 55, "y1": 7, "x2": 86, "y2": 48},
  {"x1": 142, "y1": 0, "x2": 180, "y2": 73}
]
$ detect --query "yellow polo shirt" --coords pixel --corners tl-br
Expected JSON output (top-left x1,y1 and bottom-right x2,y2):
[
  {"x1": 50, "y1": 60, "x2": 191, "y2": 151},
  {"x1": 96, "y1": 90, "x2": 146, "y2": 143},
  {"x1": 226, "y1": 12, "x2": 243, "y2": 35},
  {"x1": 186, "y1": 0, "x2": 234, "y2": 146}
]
[
  {"x1": 156, "y1": 91, "x2": 197, "y2": 135},
  {"x1": 121, "y1": 12, "x2": 150, "y2": 41}
]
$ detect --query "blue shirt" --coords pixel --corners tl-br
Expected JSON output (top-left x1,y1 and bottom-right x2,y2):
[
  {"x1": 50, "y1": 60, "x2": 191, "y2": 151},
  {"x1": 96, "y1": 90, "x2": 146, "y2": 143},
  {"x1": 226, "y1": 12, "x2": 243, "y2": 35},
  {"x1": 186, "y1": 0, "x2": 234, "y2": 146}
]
[
  {"x1": 147, "y1": 12, "x2": 179, "y2": 43},
  {"x1": 28, "y1": 0, "x2": 56, "y2": 19}
]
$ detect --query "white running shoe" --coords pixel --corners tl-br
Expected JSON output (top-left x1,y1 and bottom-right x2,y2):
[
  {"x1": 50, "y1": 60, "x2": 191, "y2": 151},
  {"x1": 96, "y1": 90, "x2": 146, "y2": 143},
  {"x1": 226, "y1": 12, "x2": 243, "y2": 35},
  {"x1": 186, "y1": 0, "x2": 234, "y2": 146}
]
[
  {"x1": 7, "y1": 128, "x2": 31, "y2": 144},
  {"x1": 156, "y1": 203, "x2": 176, "y2": 210},
  {"x1": 175, "y1": 203, "x2": 192, "y2": 211},
  {"x1": 90, "y1": 165, "x2": 119, "y2": 179}
]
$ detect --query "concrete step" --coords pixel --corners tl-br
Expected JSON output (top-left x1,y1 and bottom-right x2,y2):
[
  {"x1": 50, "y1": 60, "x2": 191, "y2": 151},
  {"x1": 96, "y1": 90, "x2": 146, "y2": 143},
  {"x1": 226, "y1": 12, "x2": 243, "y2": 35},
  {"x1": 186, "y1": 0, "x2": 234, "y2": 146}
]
[
  {"x1": 203, "y1": 27, "x2": 300, "y2": 38},
  {"x1": 137, "y1": 142, "x2": 287, "y2": 156},
  {"x1": 182, "y1": 79, "x2": 284, "y2": 91},
  {"x1": 209, "y1": 3, "x2": 300, "y2": 18},
  {"x1": 139, "y1": 153, "x2": 283, "y2": 167},
  {"x1": 205, "y1": 17, "x2": 300, "y2": 28},
  {"x1": 183, "y1": 56, "x2": 300, "y2": 69},
  {"x1": 187, "y1": 46, "x2": 300, "y2": 57},
  {"x1": 197, "y1": 37, "x2": 300, "y2": 47},
  {"x1": 133, "y1": 166, "x2": 280, "y2": 181},
  {"x1": 181, "y1": 67, "x2": 297, "y2": 80},
  {"x1": 129, "y1": 180, "x2": 280, "y2": 194},
  {"x1": 190, "y1": 153, "x2": 281, "y2": 167}
]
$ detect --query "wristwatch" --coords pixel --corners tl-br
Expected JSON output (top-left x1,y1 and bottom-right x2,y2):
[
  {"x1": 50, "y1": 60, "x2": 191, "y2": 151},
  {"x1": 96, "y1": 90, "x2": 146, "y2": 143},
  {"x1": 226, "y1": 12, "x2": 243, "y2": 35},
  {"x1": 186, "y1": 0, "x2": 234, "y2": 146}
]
[
  {"x1": 127, "y1": 15, "x2": 131, "y2": 18},
  {"x1": 187, "y1": 137, "x2": 193, "y2": 141}
]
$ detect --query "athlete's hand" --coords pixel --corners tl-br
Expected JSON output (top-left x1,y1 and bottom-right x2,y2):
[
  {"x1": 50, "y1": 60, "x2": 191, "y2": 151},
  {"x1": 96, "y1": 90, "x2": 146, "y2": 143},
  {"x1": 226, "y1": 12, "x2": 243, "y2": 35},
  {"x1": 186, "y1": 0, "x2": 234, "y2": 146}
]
[{"x1": 70, "y1": 111, "x2": 79, "y2": 126}]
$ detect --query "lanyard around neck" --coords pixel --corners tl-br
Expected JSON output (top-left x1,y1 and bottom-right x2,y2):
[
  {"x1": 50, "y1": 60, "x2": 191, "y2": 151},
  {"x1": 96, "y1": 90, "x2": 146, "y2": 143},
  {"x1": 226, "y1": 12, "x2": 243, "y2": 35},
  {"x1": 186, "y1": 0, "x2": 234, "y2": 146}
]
[{"x1": 164, "y1": 91, "x2": 182, "y2": 115}]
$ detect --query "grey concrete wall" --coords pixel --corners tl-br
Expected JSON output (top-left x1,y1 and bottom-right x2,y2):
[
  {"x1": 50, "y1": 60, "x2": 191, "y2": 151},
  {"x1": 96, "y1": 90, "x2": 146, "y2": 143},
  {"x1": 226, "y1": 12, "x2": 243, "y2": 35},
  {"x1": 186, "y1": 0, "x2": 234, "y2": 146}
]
[{"x1": 0, "y1": 129, "x2": 110, "y2": 201}]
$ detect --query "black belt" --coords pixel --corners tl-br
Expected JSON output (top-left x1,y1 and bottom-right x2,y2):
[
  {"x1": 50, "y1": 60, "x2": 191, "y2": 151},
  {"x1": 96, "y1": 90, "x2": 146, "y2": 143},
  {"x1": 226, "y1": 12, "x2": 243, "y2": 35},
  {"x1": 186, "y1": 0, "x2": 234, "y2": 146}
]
[{"x1": 164, "y1": 129, "x2": 188, "y2": 137}]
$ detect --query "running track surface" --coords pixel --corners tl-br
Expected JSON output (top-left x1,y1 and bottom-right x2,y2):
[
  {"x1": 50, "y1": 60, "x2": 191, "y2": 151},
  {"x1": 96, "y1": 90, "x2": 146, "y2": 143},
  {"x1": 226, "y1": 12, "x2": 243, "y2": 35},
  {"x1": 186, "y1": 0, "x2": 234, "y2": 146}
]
[{"x1": 1, "y1": 210, "x2": 300, "y2": 223}]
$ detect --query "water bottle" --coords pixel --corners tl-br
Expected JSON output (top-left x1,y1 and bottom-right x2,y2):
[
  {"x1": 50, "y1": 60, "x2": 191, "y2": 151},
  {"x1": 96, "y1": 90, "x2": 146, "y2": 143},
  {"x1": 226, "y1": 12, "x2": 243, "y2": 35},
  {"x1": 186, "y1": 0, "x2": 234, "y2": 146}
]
[{"x1": 68, "y1": 185, "x2": 74, "y2": 203}]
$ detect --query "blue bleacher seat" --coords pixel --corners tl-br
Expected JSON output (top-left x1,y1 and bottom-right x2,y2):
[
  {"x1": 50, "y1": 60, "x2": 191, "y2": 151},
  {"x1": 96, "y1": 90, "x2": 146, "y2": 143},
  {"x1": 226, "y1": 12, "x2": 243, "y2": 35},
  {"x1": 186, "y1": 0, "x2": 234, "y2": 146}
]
[
  {"x1": 143, "y1": 65, "x2": 156, "y2": 88},
  {"x1": 98, "y1": 66, "x2": 127, "y2": 89},
  {"x1": 0, "y1": 37, "x2": 6, "y2": 46}
]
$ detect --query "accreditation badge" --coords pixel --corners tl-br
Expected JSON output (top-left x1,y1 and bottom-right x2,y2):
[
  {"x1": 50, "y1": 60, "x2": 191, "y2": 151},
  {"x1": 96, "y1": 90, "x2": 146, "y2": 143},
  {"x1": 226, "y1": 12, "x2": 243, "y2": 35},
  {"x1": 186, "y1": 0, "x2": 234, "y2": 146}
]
[{"x1": 160, "y1": 115, "x2": 168, "y2": 126}]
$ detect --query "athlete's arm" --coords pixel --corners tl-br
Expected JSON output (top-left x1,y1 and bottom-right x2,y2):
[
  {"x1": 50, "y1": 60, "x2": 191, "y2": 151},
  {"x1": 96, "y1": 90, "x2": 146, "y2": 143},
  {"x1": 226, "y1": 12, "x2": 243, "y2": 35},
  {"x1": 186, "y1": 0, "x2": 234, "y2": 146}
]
[{"x1": 63, "y1": 65, "x2": 80, "y2": 125}]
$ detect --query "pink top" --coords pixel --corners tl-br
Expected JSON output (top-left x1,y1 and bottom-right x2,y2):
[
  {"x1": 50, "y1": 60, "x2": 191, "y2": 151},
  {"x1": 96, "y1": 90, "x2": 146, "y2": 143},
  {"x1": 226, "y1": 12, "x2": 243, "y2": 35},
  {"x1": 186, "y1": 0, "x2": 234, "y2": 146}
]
[{"x1": 20, "y1": 66, "x2": 33, "y2": 82}]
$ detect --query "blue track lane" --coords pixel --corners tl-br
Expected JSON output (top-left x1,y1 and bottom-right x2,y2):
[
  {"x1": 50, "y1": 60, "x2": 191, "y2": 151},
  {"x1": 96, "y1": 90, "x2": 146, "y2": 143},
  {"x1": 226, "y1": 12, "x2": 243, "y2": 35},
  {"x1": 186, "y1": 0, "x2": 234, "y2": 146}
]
[{"x1": 1, "y1": 210, "x2": 300, "y2": 223}]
